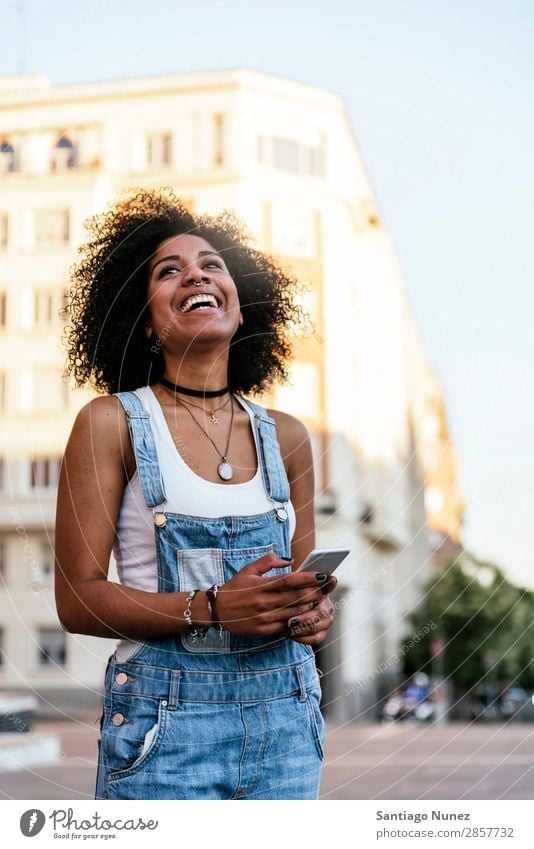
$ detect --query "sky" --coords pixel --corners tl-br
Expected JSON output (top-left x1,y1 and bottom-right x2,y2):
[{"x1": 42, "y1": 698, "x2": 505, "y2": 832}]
[{"x1": 2, "y1": 0, "x2": 534, "y2": 587}]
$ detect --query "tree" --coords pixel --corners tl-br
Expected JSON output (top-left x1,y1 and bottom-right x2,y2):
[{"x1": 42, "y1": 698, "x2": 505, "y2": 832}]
[{"x1": 403, "y1": 554, "x2": 534, "y2": 693}]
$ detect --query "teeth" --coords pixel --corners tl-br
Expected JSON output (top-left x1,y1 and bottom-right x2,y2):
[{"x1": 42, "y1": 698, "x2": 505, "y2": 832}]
[{"x1": 179, "y1": 294, "x2": 218, "y2": 313}]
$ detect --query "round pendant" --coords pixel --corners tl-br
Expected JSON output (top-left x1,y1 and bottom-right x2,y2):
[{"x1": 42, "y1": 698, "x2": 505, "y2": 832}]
[{"x1": 217, "y1": 462, "x2": 234, "y2": 481}]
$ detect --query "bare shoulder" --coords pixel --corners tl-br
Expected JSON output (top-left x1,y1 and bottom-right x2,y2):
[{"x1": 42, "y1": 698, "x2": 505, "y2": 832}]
[
  {"x1": 72, "y1": 395, "x2": 128, "y2": 439},
  {"x1": 266, "y1": 409, "x2": 315, "y2": 518},
  {"x1": 266, "y1": 408, "x2": 312, "y2": 458},
  {"x1": 68, "y1": 395, "x2": 134, "y2": 474}
]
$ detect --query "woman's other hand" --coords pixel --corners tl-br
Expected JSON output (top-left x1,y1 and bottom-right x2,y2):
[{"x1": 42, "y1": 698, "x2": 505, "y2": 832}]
[
  {"x1": 215, "y1": 553, "x2": 331, "y2": 636},
  {"x1": 286, "y1": 575, "x2": 337, "y2": 646}
]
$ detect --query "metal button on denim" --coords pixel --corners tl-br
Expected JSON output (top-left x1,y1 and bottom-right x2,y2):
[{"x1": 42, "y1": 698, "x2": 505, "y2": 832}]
[
  {"x1": 112, "y1": 713, "x2": 125, "y2": 726},
  {"x1": 115, "y1": 672, "x2": 128, "y2": 685}
]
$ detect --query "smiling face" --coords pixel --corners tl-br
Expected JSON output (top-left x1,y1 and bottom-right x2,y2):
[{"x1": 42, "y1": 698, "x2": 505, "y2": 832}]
[{"x1": 146, "y1": 233, "x2": 243, "y2": 355}]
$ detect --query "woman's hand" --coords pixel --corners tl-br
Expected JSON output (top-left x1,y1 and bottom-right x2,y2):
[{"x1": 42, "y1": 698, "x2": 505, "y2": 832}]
[
  {"x1": 215, "y1": 553, "x2": 331, "y2": 636},
  {"x1": 286, "y1": 575, "x2": 337, "y2": 647}
]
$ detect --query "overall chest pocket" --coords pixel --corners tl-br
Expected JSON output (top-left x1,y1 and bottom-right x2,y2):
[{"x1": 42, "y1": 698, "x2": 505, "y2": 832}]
[{"x1": 177, "y1": 545, "x2": 289, "y2": 654}]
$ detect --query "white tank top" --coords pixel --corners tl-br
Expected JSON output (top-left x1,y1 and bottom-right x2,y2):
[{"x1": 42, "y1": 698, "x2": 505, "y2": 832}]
[{"x1": 112, "y1": 386, "x2": 296, "y2": 661}]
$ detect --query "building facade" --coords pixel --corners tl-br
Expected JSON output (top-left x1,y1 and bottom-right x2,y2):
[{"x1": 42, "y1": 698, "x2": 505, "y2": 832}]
[{"x1": 0, "y1": 69, "x2": 463, "y2": 720}]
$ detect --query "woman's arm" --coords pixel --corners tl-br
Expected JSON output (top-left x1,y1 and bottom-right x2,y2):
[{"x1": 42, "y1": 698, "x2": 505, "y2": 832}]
[
  {"x1": 54, "y1": 396, "x2": 198, "y2": 638},
  {"x1": 269, "y1": 409, "x2": 316, "y2": 568},
  {"x1": 270, "y1": 410, "x2": 336, "y2": 646}
]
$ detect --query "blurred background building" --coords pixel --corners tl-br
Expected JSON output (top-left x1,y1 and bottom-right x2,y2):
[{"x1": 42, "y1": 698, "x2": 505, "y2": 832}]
[{"x1": 0, "y1": 68, "x2": 463, "y2": 721}]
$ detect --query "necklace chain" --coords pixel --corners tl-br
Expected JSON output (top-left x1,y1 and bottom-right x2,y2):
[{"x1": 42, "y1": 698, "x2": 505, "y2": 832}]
[
  {"x1": 177, "y1": 393, "x2": 231, "y2": 425},
  {"x1": 176, "y1": 394, "x2": 235, "y2": 481}
]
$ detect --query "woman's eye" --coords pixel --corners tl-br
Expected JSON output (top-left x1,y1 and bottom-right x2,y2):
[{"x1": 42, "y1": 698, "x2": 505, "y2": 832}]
[
  {"x1": 158, "y1": 265, "x2": 180, "y2": 278},
  {"x1": 156, "y1": 259, "x2": 225, "y2": 278}
]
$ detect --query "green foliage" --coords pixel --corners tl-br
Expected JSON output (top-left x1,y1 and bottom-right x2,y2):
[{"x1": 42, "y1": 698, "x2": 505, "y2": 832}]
[{"x1": 403, "y1": 556, "x2": 534, "y2": 691}]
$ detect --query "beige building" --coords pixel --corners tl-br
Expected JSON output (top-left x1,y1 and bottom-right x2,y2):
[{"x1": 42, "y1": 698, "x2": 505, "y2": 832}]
[{"x1": 0, "y1": 69, "x2": 463, "y2": 721}]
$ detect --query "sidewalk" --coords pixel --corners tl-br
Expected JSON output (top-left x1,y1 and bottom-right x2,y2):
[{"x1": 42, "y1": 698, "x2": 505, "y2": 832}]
[{"x1": 1, "y1": 717, "x2": 534, "y2": 800}]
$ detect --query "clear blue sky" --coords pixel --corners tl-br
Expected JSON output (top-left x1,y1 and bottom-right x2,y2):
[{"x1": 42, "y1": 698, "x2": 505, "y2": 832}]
[{"x1": 2, "y1": 0, "x2": 533, "y2": 587}]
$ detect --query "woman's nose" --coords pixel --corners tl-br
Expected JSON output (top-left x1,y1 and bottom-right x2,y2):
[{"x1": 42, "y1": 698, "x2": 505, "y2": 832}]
[{"x1": 183, "y1": 266, "x2": 208, "y2": 287}]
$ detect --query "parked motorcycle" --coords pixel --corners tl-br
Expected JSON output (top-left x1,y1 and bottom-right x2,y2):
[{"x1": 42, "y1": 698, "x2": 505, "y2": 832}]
[{"x1": 381, "y1": 674, "x2": 436, "y2": 723}]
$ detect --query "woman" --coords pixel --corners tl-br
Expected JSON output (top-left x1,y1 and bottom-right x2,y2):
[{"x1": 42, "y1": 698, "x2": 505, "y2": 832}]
[{"x1": 55, "y1": 189, "x2": 337, "y2": 800}]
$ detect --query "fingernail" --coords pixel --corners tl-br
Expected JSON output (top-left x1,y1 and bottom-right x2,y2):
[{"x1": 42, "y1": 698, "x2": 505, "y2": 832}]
[
  {"x1": 281, "y1": 556, "x2": 293, "y2": 561},
  {"x1": 315, "y1": 573, "x2": 328, "y2": 582},
  {"x1": 289, "y1": 619, "x2": 300, "y2": 629},
  {"x1": 311, "y1": 600, "x2": 319, "y2": 608},
  {"x1": 321, "y1": 585, "x2": 330, "y2": 594}
]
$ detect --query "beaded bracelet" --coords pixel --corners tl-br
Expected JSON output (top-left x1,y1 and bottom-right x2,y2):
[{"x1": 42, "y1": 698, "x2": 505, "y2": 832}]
[
  {"x1": 206, "y1": 584, "x2": 224, "y2": 640},
  {"x1": 183, "y1": 589, "x2": 209, "y2": 643}
]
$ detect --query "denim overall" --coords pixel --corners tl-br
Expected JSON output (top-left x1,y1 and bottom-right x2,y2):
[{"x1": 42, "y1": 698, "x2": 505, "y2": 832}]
[{"x1": 94, "y1": 390, "x2": 324, "y2": 800}]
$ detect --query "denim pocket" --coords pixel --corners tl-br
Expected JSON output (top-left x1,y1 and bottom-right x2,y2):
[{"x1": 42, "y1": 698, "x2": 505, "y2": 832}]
[
  {"x1": 177, "y1": 548, "x2": 229, "y2": 653},
  {"x1": 177, "y1": 544, "x2": 287, "y2": 654},
  {"x1": 102, "y1": 694, "x2": 168, "y2": 782}
]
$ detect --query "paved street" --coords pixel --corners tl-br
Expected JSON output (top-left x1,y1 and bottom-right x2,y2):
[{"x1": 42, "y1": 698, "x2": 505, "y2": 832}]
[
  {"x1": 1, "y1": 716, "x2": 534, "y2": 800},
  {"x1": 320, "y1": 721, "x2": 534, "y2": 799}
]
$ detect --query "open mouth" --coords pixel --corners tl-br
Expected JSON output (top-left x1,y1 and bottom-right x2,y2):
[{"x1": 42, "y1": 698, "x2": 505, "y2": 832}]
[{"x1": 178, "y1": 293, "x2": 220, "y2": 313}]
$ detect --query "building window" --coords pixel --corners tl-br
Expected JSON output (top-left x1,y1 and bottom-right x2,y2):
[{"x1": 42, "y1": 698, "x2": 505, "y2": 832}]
[
  {"x1": 30, "y1": 456, "x2": 62, "y2": 489},
  {"x1": 257, "y1": 135, "x2": 324, "y2": 177},
  {"x1": 35, "y1": 209, "x2": 70, "y2": 249},
  {"x1": 37, "y1": 628, "x2": 66, "y2": 667},
  {"x1": 34, "y1": 289, "x2": 54, "y2": 327},
  {"x1": 213, "y1": 113, "x2": 225, "y2": 167},
  {"x1": 38, "y1": 538, "x2": 54, "y2": 581},
  {"x1": 33, "y1": 287, "x2": 66, "y2": 329},
  {"x1": 0, "y1": 213, "x2": 7, "y2": 249},
  {"x1": 51, "y1": 136, "x2": 78, "y2": 171},
  {"x1": 146, "y1": 132, "x2": 172, "y2": 169},
  {"x1": 274, "y1": 138, "x2": 299, "y2": 172},
  {"x1": 0, "y1": 141, "x2": 17, "y2": 173},
  {"x1": 19, "y1": 287, "x2": 67, "y2": 331},
  {"x1": 0, "y1": 292, "x2": 6, "y2": 329}
]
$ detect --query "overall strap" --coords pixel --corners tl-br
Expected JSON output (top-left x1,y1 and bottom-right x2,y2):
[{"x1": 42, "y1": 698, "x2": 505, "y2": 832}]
[
  {"x1": 114, "y1": 390, "x2": 167, "y2": 509},
  {"x1": 238, "y1": 397, "x2": 290, "y2": 507}
]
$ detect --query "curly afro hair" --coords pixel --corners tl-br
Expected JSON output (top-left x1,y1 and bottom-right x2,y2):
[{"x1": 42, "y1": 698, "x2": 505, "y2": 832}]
[{"x1": 64, "y1": 188, "x2": 309, "y2": 395}]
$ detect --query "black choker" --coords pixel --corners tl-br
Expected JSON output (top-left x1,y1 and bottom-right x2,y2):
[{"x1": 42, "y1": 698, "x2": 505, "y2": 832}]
[{"x1": 159, "y1": 377, "x2": 229, "y2": 398}]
